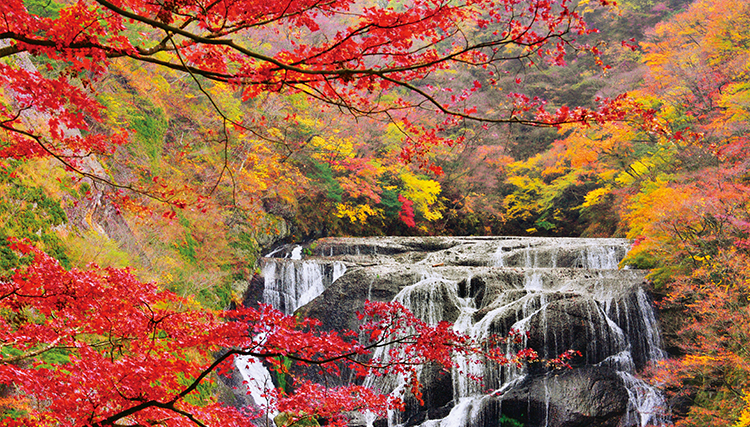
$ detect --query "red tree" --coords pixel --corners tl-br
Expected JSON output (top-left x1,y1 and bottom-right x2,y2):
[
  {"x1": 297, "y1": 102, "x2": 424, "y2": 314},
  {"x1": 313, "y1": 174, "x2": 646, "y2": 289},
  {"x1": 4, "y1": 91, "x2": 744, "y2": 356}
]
[
  {"x1": 0, "y1": 0, "x2": 617, "y2": 179},
  {"x1": 0, "y1": 241, "x2": 543, "y2": 425}
]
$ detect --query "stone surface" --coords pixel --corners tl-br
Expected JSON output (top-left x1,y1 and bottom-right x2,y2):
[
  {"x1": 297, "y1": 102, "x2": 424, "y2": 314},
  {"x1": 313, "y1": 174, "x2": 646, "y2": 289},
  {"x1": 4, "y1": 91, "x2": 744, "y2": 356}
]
[
  {"x1": 498, "y1": 367, "x2": 629, "y2": 427},
  {"x1": 241, "y1": 237, "x2": 669, "y2": 427}
]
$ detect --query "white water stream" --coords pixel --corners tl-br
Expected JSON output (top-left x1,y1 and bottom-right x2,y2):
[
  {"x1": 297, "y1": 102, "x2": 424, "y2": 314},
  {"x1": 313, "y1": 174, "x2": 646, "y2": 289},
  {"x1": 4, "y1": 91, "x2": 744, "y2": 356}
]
[
  {"x1": 238, "y1": 237, "x2": 669, "y2": 427},
  {"x1": 234, "y1": 248, "x2": 347, "y2": 414}
]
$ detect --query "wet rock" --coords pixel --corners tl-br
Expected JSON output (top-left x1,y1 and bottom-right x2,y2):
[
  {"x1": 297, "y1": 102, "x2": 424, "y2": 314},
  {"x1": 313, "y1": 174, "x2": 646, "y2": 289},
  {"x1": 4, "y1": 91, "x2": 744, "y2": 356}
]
[
  {"x1": 240, "y1": 237, "x2": 668, "y2": 427},
  {"x1": 526, "y1": 297, "x2": 624, "y2": 367},
  {"x1": 498, "y1": 367, "x2": 629, "y2": 427}
]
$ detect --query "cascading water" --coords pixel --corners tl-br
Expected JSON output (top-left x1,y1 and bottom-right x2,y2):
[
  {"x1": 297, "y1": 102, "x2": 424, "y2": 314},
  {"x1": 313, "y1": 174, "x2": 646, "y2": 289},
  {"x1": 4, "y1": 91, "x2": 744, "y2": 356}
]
[
  {"x1": 409, "y1": 238, "x2": 667, "y2": 427},
  {"x1": 240, "y1": 237, "x2": 670, "y2": 427},
  {"x1": 260, "y1": 253, "x2": 347, "y2": 315},
  {"x1": 233, "y1": 244, "x2": 347, "y2": 417},
  {"x1": 235, "y1": 354, "x2": 277, "y2": 416}
]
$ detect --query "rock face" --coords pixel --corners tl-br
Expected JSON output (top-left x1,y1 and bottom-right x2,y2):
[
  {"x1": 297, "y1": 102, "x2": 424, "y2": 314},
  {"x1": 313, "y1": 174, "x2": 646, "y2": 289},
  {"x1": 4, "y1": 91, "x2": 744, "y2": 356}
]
[
  {"x1": 498, "y1": 367, "x2": 630, "y2": 427},
  {"x1": 239, "y1": 237, "x2": 669, "y2": 427}
]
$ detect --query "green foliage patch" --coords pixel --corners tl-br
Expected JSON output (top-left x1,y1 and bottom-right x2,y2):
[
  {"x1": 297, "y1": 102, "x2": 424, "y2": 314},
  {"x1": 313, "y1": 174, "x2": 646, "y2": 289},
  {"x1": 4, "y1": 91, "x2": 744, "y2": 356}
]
[
  {"x1": 0, "y1": 161, "x2": 69, "y2": 272},
  {"x1": 129, "y1": 100, "x2": 168, "y2": 164},
  {"x1": 24, "y1": 0, "x2": 65, "y2": 18},
  {"x1": 499, "y1": 414, "x2": 524, "y2": 427}
]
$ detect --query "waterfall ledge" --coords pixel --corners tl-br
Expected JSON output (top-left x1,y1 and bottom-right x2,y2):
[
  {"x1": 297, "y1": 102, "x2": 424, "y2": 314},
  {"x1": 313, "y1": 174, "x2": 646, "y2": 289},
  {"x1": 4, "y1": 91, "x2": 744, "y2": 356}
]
[{"x1": 240, "y1": 237, "x2": 670, "y2": 427}]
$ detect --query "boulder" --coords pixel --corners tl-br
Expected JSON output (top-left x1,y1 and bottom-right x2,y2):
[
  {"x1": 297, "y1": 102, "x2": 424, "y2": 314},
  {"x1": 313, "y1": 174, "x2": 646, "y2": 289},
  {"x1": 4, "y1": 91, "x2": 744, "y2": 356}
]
[{"x1": 498, "y1": 367, "x2": 629, "y2": 427}]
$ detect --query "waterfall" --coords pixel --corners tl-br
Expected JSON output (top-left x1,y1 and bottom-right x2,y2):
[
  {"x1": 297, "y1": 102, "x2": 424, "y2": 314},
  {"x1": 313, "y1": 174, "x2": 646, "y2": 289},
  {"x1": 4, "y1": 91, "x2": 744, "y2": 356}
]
[
  {"x1": 260, "y1": 257, "x2": 347, "y2": 315},
  {"x1": 244, "y1": 237, "x2": 670, "y2": 427},
  {"x1": 235, "y1": 354, "x2": 277, "y2": 416},
  {"x1": 233, "y1": 245, "x2": 348, "y2": 420}
]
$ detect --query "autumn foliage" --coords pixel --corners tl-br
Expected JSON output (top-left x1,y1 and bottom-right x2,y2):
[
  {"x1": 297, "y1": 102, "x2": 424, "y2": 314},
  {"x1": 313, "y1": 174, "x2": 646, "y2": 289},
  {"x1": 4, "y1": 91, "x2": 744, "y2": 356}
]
[
  {"x1": 0, "y1": 240, "x2": 553, "y2": 425},
  {"x1": 0, "y1": 0, "x2": 625, "y2": 238},
  {"x1": 7, "y1": 0, "x2": 750, "y2": 423},
  {"x1": 492, "y1": 0, "x2": 750, "y2": 424}
]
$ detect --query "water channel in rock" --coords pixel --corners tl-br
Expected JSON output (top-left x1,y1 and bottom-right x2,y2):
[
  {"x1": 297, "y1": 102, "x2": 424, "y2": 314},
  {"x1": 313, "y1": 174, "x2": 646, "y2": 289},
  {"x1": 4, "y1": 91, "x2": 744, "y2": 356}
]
[{"x1": 235, "y1": 236, "x2": 670, "y2": 427}]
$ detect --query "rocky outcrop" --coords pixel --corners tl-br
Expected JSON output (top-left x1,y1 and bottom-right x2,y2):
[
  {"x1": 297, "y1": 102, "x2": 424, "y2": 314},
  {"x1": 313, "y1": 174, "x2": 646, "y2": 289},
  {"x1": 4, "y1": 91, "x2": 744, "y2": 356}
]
[
  {"x1": 241, "y1": 237, "x2": 669, "y2": 427},
  {"x1": 497, "y1": 367, "x2": 630, "y2": 427}
]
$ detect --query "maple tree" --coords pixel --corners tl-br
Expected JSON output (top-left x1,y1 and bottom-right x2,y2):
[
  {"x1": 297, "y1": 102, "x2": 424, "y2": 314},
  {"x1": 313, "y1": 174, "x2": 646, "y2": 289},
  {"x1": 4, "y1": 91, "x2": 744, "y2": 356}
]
[
  {"x1": 0, "y1": 0, "x2": 619, "y2": 186},
  {"x1": 0, "y1": 240, "x2": 552, "y2": 426}
]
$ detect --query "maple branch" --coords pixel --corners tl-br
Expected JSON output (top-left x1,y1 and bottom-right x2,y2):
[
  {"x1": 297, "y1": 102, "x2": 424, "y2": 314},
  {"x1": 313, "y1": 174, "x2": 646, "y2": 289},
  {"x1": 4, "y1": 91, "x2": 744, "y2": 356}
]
[
  {"x1": 96, "y1": 325, "x2": 440, "y2": 426},
  {"x1": 167, "y1": 35, "x2": 238, "y2": 204},
  {"x1": 95, "y1": 349, "x2": 250, "y2": 425},
  {"x1": 0, "y1": 42, "x2": 19, "y2": 59},
  {"x1": 92, "y1": 0, "x2": 330, "y2": 76},
  {"x1": 119, "y1": 51, "x2": 233, "y2": 81},
  {"x1": 165, "y1": 406, "x2": 209, "y2": 427},
  {"x1": 0, "y1": 31, "x2": 126, "y2": 57},
  {"x1": 2, "y1": 0, "x2": 596, "y2": 131},
  {"x1": 93, "y1": 347, "x2": 240, "y2": 425},
  {"x1": 0, "y1": 338, "x2": 63, "y2": 364},
  {"x1": 378, "y1": 74, "x2": 543, "y2": 126},
  {"x1": 241, "y1": 0, "x2": 342, "y2": 31},
  {"x1": 135, "y1": 30, "x2": 178, "y2": 56},
  {"x1": 91, "y1": 0, "x2": 583, "y2": 87},
  {"x1": 0, "y1": 31, "x2": 229, "y2": 81},
  {"x1": 285, "y1": 5, "x2": 463, "y2": 70},
  {"x1": 92, "y1": 399, "x2": 208, "y2": 427}
]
